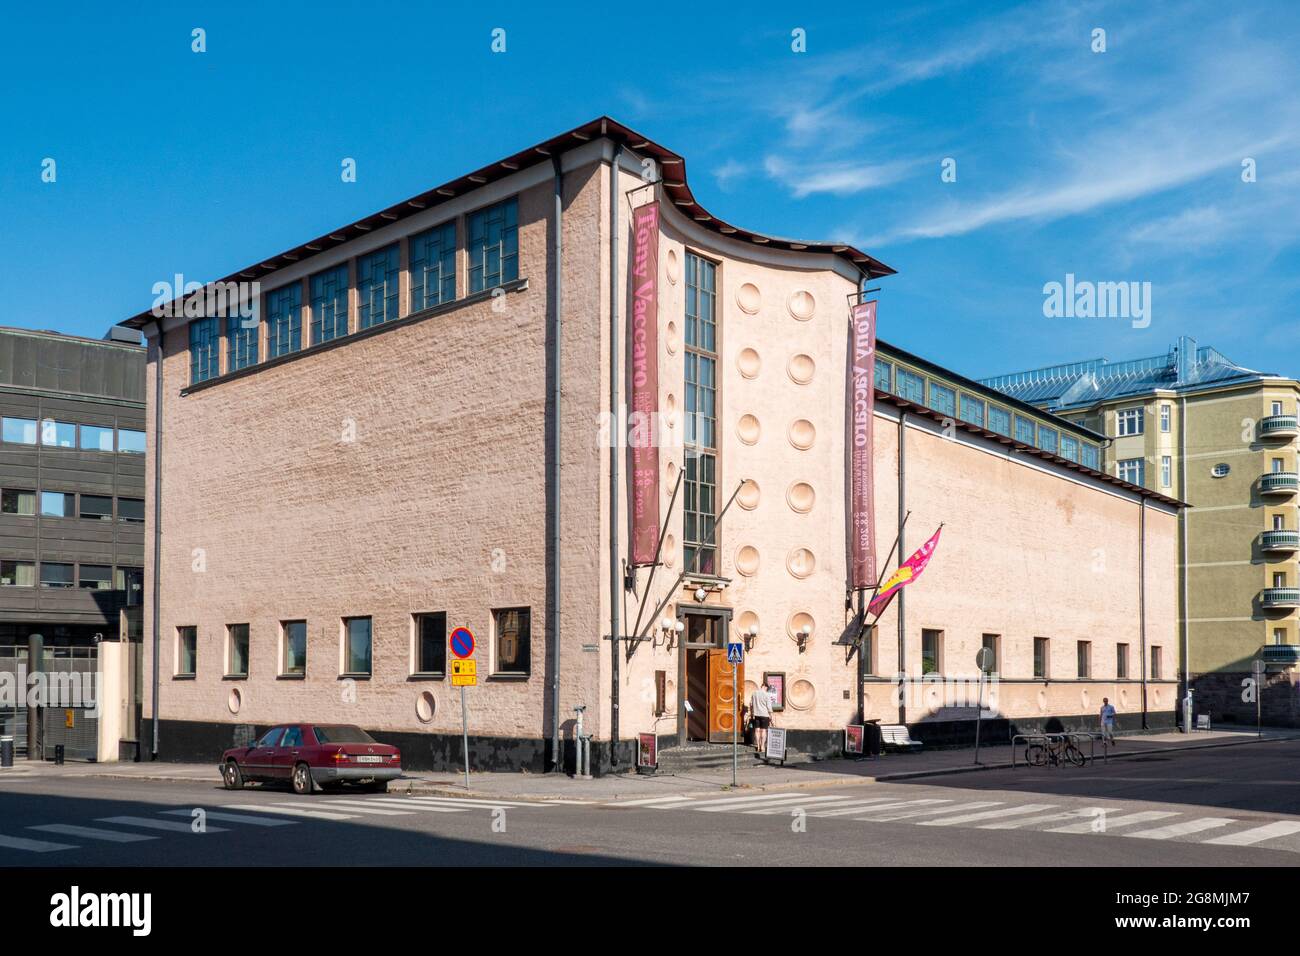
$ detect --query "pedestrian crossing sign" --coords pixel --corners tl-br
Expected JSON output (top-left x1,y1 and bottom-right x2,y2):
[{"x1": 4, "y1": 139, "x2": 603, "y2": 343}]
[{"x1": 727, "y1": 642, "x2": 743, "y2": 664}]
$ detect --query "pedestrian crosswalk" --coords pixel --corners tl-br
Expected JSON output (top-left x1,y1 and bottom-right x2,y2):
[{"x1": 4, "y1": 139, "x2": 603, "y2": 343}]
[{"x1": 602, "y1": 791, "x2": 1300, "y2": 854}]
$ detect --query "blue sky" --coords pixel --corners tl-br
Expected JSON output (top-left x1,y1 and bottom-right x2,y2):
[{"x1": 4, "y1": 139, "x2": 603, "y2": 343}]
[{"x1": 2, "y1": 0, "x2": 1298, "y2": 382}]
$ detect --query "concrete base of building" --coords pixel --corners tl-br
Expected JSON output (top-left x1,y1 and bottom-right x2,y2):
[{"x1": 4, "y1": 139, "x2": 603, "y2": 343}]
[{"x1": 1190, "y1": 671, "x2": 1300, "y2": 728}]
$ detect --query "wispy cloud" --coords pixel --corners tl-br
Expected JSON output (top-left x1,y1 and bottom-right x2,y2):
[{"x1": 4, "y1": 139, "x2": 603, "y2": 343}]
[{"x1": 763, "y1": 155, "x2": 912, "y2": 198}]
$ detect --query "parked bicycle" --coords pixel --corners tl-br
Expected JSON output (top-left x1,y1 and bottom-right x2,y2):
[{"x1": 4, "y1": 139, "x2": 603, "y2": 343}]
[{"x1": 1023, "y1": 734, "x2": 1087, "y2": 767}]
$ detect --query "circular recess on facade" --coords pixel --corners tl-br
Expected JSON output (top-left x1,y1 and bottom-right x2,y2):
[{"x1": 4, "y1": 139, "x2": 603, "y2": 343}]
[
  {"x1": 737, "y1": 414, "x2": 762, "y2": 445},
  {"x1": 1080, "y1": 689, "x2": 1091, "y2": 711},
  {"x1": 665, "y1": 320, "x2": 679, "y2": 355},
  {"x1": 737, "y1": 609, "x2": 759, "y2": 640},
  {"x1": 787, "y1": 547, "x2": 816, "y2": 579},
  {"x1": 1037, "y1": 688, "x2": 1048, "y2": 713},
  {"x1": 735, "y1": 545, "x2": 760, "y2": 576},
  {"x1": 788, "y1": 678, "x2": 816, "y2": 710},
  {"x1": 737, "y1": 479, "x2": 760, "y2": 510},
  {"x1": 787, "y1": 611, "x2": 815, "y2": 640},
  {"x1": 786, "y1": 481, "x2": 815, "y2": 513},
  {"x1": 1119, "y1": 688, "x2": 1129, "y2": 708},
  {"x1": 1152, "y1": 687, "x2": 1162, "y2": 707},
  {"x1": 787, "y1": 353, "x2": 816, "y2": 384},
  {"x1": 416, "y1": 691, "x2": 436, "y2": 723},
  {"x1": 736, "y1": 282, "x2": 762, "y2": 315},
  {"x1": 666, "y1": 459, "x2": 678, "y2": 487},
  {"x1": 663, "y1": 534, "x2": 677, "y2": 568},
  {"x1": 665, "y1": 392, "x2": 677, "y2": 418},
  {"x1": 788, "y1": 290, "x2": 816, "y2": 321},
  {"x1": 737, "y1": 347, "x2": 762, "y2": 379},
  {"x1": 1211, "y1": 463, "x2": 1230, "y2": 478},
  {"x1": 789, "y1": 419, "x2": 816, "y2": 450},
  {"x1": 666, "y1": 248, "x2": 680, "y2": 284},
  {"x1": 227, "y1": 687, "x2": 242, "y2": 715},
  {"x1": 743, "y1": 679, "x2": 758, "y2": 701}
]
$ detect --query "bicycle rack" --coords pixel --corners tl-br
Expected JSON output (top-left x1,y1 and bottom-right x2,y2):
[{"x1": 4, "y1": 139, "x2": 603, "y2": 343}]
[
  {"x1": 1012, "y1": 731, "x2": 1104, "y2": 768},
  {"x1": 1010, "y1": 733, "x2": 1050, "y2": 769}
]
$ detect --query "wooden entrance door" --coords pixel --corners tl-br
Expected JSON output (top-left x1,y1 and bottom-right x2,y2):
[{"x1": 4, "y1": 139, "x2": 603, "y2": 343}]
[{"x1": 707, "y1": 649, "x2": 743, "y2": 743}]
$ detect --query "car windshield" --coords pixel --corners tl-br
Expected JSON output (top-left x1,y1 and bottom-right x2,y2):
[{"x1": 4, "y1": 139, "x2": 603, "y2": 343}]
[{"x1": 312, "y1": 725, "x2": 376, "y2": 744}]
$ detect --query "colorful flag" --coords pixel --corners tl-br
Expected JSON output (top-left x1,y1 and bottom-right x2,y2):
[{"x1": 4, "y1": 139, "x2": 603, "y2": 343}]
[{"x1": 868, "y1": 526, "x2": 943, "y2": 616}]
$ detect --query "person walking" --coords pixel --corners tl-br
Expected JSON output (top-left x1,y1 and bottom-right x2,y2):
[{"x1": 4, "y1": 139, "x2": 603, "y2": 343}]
[
  {"x1": 751, "y1": 681, "x2": 774, "y2": 754},
  {"x1": 1099, "y1": 697, "x2": 1117, "y2": 746}
]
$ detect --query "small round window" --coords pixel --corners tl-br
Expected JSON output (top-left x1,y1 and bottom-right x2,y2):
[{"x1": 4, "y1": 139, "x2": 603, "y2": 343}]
[{"x1": 1211, "y1": 463, "x2": 1230, "y2": 478}]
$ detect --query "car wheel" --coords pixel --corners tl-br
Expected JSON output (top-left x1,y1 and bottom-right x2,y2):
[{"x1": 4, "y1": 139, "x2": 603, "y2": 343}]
[
  {"x1": 291, "y1": 762, "x2": 315, "y2": 795},
  {"x1": 223, "y1": 761, "x2": 244, "y2": 790}
]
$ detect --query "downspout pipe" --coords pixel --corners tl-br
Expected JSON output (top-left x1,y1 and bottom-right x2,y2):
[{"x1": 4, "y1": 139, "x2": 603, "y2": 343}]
[
  {"x1": 896, "y1": 411, "x2": 906, "y2": 724},
  {"x1": 1179, "y1": 396, "x2": 1190, "y2": 729},
  {"x1": 549, "y1": 154, "x2": 564, "y2": 772},
  {"x1": 608, "y1": 142, "x2": 623, "y2": 766},
  {"x1": 1139, "y1": 497, "x2": 1148, "y2": 729},
  {"x1": 150, "y1": 323, "x2": 164, "y2": 760}
]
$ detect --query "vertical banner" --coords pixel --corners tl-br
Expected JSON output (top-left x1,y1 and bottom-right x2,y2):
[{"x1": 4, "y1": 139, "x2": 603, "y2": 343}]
[
  {"x1": 628, "y1": 202, "x2": 661, "y2": 566},
  {"x1": 849, "y1": 300, "x2": 879, "y2": 590}
]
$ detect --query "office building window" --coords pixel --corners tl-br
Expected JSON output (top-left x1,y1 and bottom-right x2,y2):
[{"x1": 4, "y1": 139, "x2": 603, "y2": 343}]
[
  {"x1": 1, "y1": 560, "x2": 35, "y2": 587},
  {"x1": 358, "y1": 243, "x2": 400, "y2": 329},
  {"x1": 1081, "y1": 443, "x2": 1100, "y2": 469},
  {"x1": 1037, "y1": 425, "x2": 1058, "y2": 455},
  {"x1": 1060, "y1": 434, "x2": 1080, "y2": 462},
  {"x1": 409, "y1": 221, "x2": 457, "y2": 311},
  {"x1": 468, "y1": 198, "x2": 518, "y2": 292},
  {"x1": 226, "y1": 313, "x2": 259, "y2": 372},
  {"x1": 189, "y1": 316, "x2": 221, "y2": 384},
  {"x1": 896, "y1": 367, "x2": 925, "y2": 404},
  {"x1": 79, "y1": 564, "x2": 111, "y2": 590},
  {"x1": 281, "y1": 621, "x2": 306, "y2": 676},
  {"x1": 928, "y1": 381, "x2": 956, "y2": 417},
  {"x1": 40, "y1": 562, "x2": 74, "y2": 588},
  {"x1": 986, "y1": 405, "x2": 1011, "y2": 437},
  {"x1": 1117, "y1": 407, "x2": 1144, "y2": 436},
  {"x1": 118, "y1": 498, "x2": 145, "y2": 523},
  {"x1": 1272, "y1": 401, "x2": 1283, "y2": 416},
  {"x1": 226, "y1": 624, "x2": 250, "y2": 677},
  {"x1": 959, "y1": 394, "x2": 985, "y2": 428},
  {"x1": 2, "y1": 417, "x2": 37, "y2": 445},
  {"x1": 874, "y1": 359, "x2": 892, "y2": 394},
  {"x1": 1033, "y1": 637, "x2": 1049, "y2": 679},
  {"x1": 981, "y1": 634, "x2": 1000, "y2": 675},
  {"x1": 267, "y1": 283, "x2": 303, "y2": 357},
  {"x1": 1273, "y1": 458, "x2": 1286, "y2": 473},
  {"x1": 1150, "y1": 646, "x2": 1162, "y2": 680},
  {"x1": 1274, "y1": 571, "x2": 1287, "y2": 588},
  {"x1": 1, "y1": 489, "x2": 35, "y2": 516},
  {"x1": 40, "y1": 492, "x2": 72, "y2": 517},
  {"x1": 177, "y1": 626, "x2": 197, "y2": 676},
  {"x1": 921, "y1": 629, "x2": 943, "y2": 675},
  {"x1": 415, "y1": 612, "x2": 447, "y2": 674},
  {"x1": 114, "y1": 567, "x2": 143, "y2": 595},
  {"x1": 1118, "y1": 458, "x2": 1144, "y2": 485},
  {"x1": 117, "y1": 429, "x2": 145, "y2": 454},
  {"x1": 343, "y1": 617, "x2": 372, "y2": 675},
  {"x1": 493, "y1": 607, "x2": 530, "y2": 675},
  {"x1": 80, "y1": 424, "x2": 115, "y2": 451},
  {"x1": 1014, "y1": 415, "x2": 1036, "y2": 445},
  {"x1": 79, "y1": 495, "x2": 113, "y2": 520},
  {"x1": 40, "y1": 420, "x2": 76, "y2": 447},
  {"x1": 1160, "y1": 456, "x2": 1172, "y2": 488},
  {"x1": 1117, "y1": 643, "x2": 1129, "y2": 679},
  {"x1": 1077, "y1": 640, "x2": 1091, "y2": 678},
  {"x1": 1274, "y1": 628, "x2": 1286, "y2": 645},
  {"x1": 311, "y1": 264, "x2": 350, "y2": 344},
  {"x1": 1160, "y1": 403, "x2": 1171, "y2": 433}
]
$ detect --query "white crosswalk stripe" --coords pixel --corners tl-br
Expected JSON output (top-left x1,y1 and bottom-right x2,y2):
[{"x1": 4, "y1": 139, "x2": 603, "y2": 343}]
[
  {"x1": 0, "y1": 833, "x2": 75, "y2": 852},
  {"x1": 750, "y1": 798, "x2": 927, "y2": 817},
  {"x1": 978, "y1": 808, "x2": 1108, "y2": 830},
  {"x1": 687, "y1": 793, "x2": 828, "y2": 812},
  {"x1": 1047, "y1": 810, "x2": 1178, "y2": 834},
  {"x1": 313, "y1": 801, "x2": 415, "y2": 816},
  {"x1": 31, "y1": 824, "x2": 157, "y2": 842},
  {"x1": 607, "y1": 795, "x2": 697, "y2": 808},
  {"x1": 396, "y1": 796, "x2": 556, "y2": 809},
  {"x1": 1124, "y1": 818, "x2": 1237, "y2": 840},
  {"x1": 1204, "y1": 821, "x2": 1300, "y2": 846},
  {"x1": 730, "y1": 795, "x2": 870, "y2": 814},
  {"x1": 858, "y1": 800, "x2": 1004, "y2": 821},
  {"x1": 919, "y1": 804, "x2": 1058, "y2": 827},
  {"x1": 97, "y1": 816, "x2": 229, "y2": 833},
  {"x1": 225, "y1": 804, "x2": 357, "y2": 821},
  {"x1": 342, "y1": 799, "x2": 470, "y2": 814},
  {"x1": 159, "y1": 809, "x2": 297, "y2": 827}
]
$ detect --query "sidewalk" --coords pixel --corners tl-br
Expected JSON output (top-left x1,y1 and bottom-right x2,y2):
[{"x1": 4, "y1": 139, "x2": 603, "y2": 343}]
[{"x1": 3, "y1": 725, "x2": 1295, "y2": 801}]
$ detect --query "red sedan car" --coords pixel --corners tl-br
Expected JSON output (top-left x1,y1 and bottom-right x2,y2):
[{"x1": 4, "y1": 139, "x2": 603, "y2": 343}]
[{"x1": 220, "y1": 723, "x2": 401, "y2": 795}]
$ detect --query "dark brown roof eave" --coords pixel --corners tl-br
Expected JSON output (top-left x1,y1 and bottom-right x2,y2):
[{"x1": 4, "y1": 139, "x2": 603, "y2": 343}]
[{"x1": 121, "y1": 116, "x2": 895, "y2": 329}]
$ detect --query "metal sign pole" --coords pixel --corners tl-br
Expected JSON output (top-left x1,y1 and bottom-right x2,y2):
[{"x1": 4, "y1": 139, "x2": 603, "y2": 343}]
[
  {"x1": 1255, "y1": 659, "x2": 1263, "y2": 739},
  {"x1": 460, "y1": 685, "x2": 470, "y2": 790},
  {"x1": 974, "y1": 670, "x2": 984, "y2": 765},
  {"x1": 732, "y1": 658, "x2": 738, "y2": 787}
]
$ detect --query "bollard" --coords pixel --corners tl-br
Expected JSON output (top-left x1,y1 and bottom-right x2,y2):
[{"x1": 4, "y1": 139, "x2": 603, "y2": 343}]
[
  {"x1": 55, "y1": 744, "x2": 65, "y2": 766},
  {"x1": 0, "y1": 736, "x2": 13, "y2": 768}
]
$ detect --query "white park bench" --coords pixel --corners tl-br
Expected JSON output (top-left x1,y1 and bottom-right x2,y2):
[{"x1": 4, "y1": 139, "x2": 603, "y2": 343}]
[
  {"x1": 880, "y1": 724, "x2": 924, "y2": 753},
  {"x1": 1195, "y1": 714, "x2": 1212, "y2": 731}
]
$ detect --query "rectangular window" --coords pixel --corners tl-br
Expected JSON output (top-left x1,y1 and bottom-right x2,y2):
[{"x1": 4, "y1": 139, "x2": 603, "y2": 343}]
[
  {"x1": 266, "y1": 283, "x2": 303, "y2": 358},
  {"x1": 1, "y1": 560, "x2": 35, "y2": 587},
  {"x1": 2, "y1": 417, "x2": 37, "y2": 445},
  {"x1": 1272, "y1": 401, "x2": 1283, "y2": 416},
  {"x1": 1014, "y1": 415, "x2": 1036, "y2": 445},
  {"x1": 895, "y1": 367, "x2": 925, "y2": 404},
  {"x1": 959, "y1": 394, "x2": 985, "y2": 428},
  {"x1": 684, "y1": 252, "x2": 718, "y2": 576},
  {"x1": 468, "y1": 198, "x2": 519, "y2": 292},
  {"x1": 40, "y1": 492, "x2": 72, "y2": 517},
  {"x1": 117, "y1": 429, "x2": 145, "y2": 454},
  {"x1": 343, "y1": 617, "x2": 372, "y2": 675},
  {"x1": 1117, "y1": 407, "x2": 1144, "y2": 436},
  {"x1": 78, "y1": 564, "x2": 111, "y2": 589},
  {"x1": 40, "y1": 420, "x2": 77, "y2": 447},
  {"x1": 862, "y1": 625, "x2": 875, "y2": 676},
  {"x1": 981, "y1": 634, "x2": 1000, "y2": 675},
  {"x1": 1033, "y1": 637, "x2": 1049, "y2": 679},
  {"x1": 357, "y1": 243, "x2": 401, "y2": 329},
  {"x1": 310, "y1": 264, "x2": 350, "y2": 344},
  {"x1": 986, "y1": 406, "x2": 1011, "y2": 437},
  {"x1": 1272, "y1": 514, "x2": 1284, "y2": 531},
  {"x1": 177, "y1": 626, "x2": 197, "y2": 676},
  {"x1": 226, "y1": 624, "x2": 250, "y2": 677},
  {"x1": 1275, "y1": 571, "x2": 1287, "y2": 588},
  {"x1": 1150, "y1": 646, "x2": 1162, "y2": 680},
  {"x1": 281, "y1": 621, "x2": 307, "y2": 676},
  {"x1": 684, "y1": 353, "x2": 717, "y2": 450},
  {"x1": 1118, "y1": 457, "x2": 1144, "y2": 485},
  {"x1": 79, "y1": 424, "x2": 115, "y2": 451},
  {"x1": 874, "y1": 359, "x2": 892, "y2": 394},
  {"x1": 1077, "y1": 640, "x2": 1091, "y2": 679},
  {"x1": 189, "y1": 317, "x2": 221, "y2": 384},
  {"x1": 409, "y1": 221, "x2": 457, "y2": 311},
  {"x1": 493, "y1": 607, "x2": 531, "y2": 675},
  {"x1": 921, "y1": 629, "x2": 943, "y2": 675},
  {"x1": 1116, "y1": 643, "x2": 1129, "y2": 680},
  {"x1": 1037, "y1": 425, "x2": 1058, "y2": 455},
  {"x1": 114, "y1": 566, "x2": 143, "y2": 596},
  {"x1": 415, "y1": 611, "x2": 447, "y2": 675},
  {"x1": 1161, "y1": 456, "x2": 1172, "y2": 488},
  {"x1": 1060, "y1": 434, "x2": 1080, "y2": 462},
  {"x1": 1081, "y1": 443, "x2": 1100, "y2": 469},
  {"x1": 226, "y1": 313, "x2": 259, "y2": 372},
  {"x1": 1, "y1": 489, "x2": 35, "y2": 516},
  {"x1": 684, "y1": 452, "x2": 717, "y2": 575},
  {"x1": 40, "y1": 562, "x2": 74, "y2": 588},
  {"x1": 928, "y1": 381, "x2": 955, "y2": 417},
  {"x1": 1273, "y1": 458, "x2": 1285, "y2": 473},
  {"x1": 1160, "y1": 404, "x2": 1171, "y2": 433},
  {"x1": 1273, "y1": 628, "x2": 1286, "y2": 645},
  {"x1": 118, "y1": 498, "x2": 145, "y2": 523}
]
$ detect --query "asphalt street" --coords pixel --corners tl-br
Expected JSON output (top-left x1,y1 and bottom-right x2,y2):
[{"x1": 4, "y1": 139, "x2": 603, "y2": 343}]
[{"x1": 1, "y1": 739, "x2": 1297, "y2": 867}]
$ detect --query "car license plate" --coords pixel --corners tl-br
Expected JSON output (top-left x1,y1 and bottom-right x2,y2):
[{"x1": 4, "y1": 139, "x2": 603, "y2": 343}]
[{"x1": 355, "y1": 755, "x2": 383, "y2": 763}]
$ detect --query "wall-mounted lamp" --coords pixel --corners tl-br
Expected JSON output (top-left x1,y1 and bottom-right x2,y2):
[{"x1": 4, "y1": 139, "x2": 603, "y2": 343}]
[
  {"x1": 658, "y1": 617, "x2": 684, "y2": 649},
  {"x1": 693, "y1": 587, "x2": 708, "y2": 602},
  {"x1": 743, "y1": 623, "x2": 759, "y2": 651},
  {"x1": 797, "y1": 623, "x2": 812, "y2": 653}
]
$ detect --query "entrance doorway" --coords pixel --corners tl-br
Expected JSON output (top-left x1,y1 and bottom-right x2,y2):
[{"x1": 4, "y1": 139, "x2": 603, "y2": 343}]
[{"x1": 678, "y1": 608, "x2": 740, "y2": 744}]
